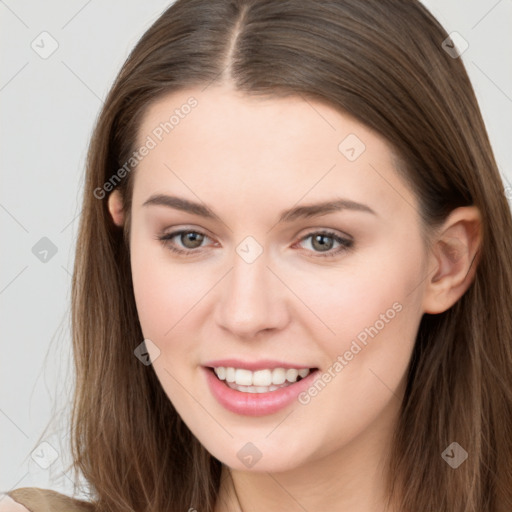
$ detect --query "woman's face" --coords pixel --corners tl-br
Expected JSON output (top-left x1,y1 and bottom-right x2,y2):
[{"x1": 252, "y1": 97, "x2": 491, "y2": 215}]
[{"x1": 120, "y1": 85, "x2": 431, "y2": 472}]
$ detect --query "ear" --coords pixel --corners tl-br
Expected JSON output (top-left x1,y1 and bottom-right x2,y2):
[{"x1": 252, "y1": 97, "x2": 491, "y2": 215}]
[
  {"x1": 422, "y1": 206, "x2": 482, "y2": 314},
  {"x1": 108, "y1": 190, "x2": 125, "y2": 227}
]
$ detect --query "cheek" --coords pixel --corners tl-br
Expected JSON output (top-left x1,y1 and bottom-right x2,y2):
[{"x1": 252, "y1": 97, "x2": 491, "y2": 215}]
[
  {"x1": 285, "y1": 237, "x2": 425, "y2": 419},
  {"x1": 130, "y1": 236, "x2": 210, "y2": 340},
  {"x1": 288, "y1": 247, "x2": 422, "y2": 450},
  {"x1": 288, "y1": 241, "x2": 423, "y2": 343},
  {"x1": 129, "y1": 239, "x2": 208, "y2": 401}
]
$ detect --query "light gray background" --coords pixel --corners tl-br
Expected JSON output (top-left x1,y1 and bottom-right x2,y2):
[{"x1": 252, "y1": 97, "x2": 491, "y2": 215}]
[{"x1": 1, "y1": 0, "x2": 511, "y2": 499}]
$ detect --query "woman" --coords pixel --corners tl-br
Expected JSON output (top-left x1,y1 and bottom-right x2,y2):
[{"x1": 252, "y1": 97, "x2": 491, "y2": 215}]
[{"x1": 3, "y1": 0, "x2": 511, "y2": 511}]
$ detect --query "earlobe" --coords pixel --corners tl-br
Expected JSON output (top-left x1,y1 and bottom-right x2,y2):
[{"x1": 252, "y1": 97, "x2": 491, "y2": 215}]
[
  {"x1": 422, "y1": 206, "x2": 482, "y2": 314},
  {"x1": 108, "y1": 190, "x2": 125, "y2": 227}
]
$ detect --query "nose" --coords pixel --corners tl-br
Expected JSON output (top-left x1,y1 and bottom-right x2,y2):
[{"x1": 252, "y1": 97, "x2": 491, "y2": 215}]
[{"x1": 214, "y1": 246, "x2": 290, "y2": 339}]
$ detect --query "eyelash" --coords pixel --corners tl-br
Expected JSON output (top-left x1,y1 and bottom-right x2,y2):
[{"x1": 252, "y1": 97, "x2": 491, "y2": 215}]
[{"x1": 156, "y1": 229, "x2": 353, "y2": 258}]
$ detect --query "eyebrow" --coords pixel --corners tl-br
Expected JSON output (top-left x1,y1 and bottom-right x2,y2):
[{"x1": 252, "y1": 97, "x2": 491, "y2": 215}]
[{"x1": 142, "y1": 194, "x2": 377, "y2": 222}]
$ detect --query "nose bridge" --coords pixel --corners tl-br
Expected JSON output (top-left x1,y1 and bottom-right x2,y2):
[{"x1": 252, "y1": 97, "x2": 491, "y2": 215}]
[{"x1": 215, "y1": 238, "x2": 287, "y2": 336}]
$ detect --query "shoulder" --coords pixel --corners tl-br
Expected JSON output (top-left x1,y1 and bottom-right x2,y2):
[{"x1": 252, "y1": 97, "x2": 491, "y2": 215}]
[
  {"x1": 1, "y1": 488, "x2": 94, "y2": 512},
  {"x1": 0, "y1": 495, "x2": 29, "y2": 512}
]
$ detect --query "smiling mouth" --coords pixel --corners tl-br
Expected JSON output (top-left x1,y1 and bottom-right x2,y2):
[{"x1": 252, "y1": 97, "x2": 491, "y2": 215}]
[{"x1": 208, "y1": 366, "x2": 319, "y2": 393}]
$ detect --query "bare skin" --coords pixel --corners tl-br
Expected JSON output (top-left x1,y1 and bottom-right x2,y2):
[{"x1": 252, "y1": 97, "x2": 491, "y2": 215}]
[{"x1": 108, "y1": 84, "x2": 481, "y2": 512}]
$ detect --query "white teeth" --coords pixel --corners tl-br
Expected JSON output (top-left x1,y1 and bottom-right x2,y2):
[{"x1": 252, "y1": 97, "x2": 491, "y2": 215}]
[
  {"x1": 228, "y1": 383, "x2": 283, "y2": 393},
  {"x1": 253, "y1": 369, "x2": 272, "y2": 386},
  {"x1": 225, "y1": 367, "x2": 236, "y2": 383},
  {"x1": 235, "y1": 368, "x2": 253, "y2": 386},
  {"x1": 215, "y1": 367, "x2": 226, "y2": 380},
  {"x1": 213, "y1": 366, "x2": 312, "y2": 387},
  {"x1": 298, "y1": 368, "x2": 310, "y2": 378},
  {"x1": 272, "y1": 368, "x2": 286, "y2": 385},
  {"x1": 285, "y1": 368, "x2": 299, "y2": 382}
]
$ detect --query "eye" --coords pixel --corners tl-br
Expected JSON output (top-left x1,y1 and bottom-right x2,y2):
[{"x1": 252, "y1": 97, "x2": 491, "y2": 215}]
[
  {"x1": 295, "y1": 230, "x2": 353, "y2": 257},
  {"x1": 157, "y1": 229, "x2": 214, "y2": 256},
  {"x1": 156, "y1": 228, "x2": 353, "y2": 259}
]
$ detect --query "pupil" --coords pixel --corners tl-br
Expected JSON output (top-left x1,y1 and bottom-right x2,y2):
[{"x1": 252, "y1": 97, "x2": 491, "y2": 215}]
[
  {"x1": 312, "y1": 234, "x2": 333, "y2": 252},
  {"x1": 182, "y1": 232, "x2": 203, "y2": 248}
]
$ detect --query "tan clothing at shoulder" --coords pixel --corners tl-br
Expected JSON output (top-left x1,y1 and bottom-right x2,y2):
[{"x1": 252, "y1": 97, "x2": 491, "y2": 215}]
[{"x1": 3, "y1": 488, "x2": 94, "y2": 512}]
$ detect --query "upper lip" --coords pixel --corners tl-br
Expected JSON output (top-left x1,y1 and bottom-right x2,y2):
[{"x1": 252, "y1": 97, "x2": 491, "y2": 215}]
[{"x1": 203, "y1": 359, "x2": 316, "y2": 371}]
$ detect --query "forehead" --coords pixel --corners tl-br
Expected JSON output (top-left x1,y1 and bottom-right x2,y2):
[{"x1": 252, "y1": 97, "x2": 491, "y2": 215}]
[{"x1": 131, "y1": 85, "x2": 418, "y2": 220}]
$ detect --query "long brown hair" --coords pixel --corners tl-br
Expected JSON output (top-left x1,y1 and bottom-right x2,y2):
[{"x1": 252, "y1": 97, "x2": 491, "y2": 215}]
[{"x1": 70, "y1": 1, "x2": 512, "y2": 510}]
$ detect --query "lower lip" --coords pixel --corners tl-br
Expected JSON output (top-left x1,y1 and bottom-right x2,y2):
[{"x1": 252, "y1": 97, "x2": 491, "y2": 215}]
[{"x1": 203, "y1": 367, "x2": 319, "y2": 416}]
